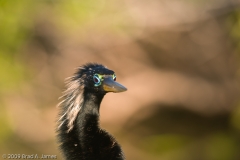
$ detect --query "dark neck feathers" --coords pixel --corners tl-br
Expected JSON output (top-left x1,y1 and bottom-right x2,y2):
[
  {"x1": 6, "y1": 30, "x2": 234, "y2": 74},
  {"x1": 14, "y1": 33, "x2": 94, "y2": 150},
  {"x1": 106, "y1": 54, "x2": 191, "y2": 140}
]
[{"x1": 57, "y1": 90, "x2": 124, "y2": 160}]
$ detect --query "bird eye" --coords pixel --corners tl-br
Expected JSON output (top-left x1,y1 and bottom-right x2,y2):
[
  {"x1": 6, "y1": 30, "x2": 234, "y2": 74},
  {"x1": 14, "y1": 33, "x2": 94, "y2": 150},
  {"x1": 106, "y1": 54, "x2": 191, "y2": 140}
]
[
  {"x1": 113, "y1": 74, "x2": 116, "y2": 81},
  {"x1": 93, "y1": 74, "x2": 101, "y2": 86}
]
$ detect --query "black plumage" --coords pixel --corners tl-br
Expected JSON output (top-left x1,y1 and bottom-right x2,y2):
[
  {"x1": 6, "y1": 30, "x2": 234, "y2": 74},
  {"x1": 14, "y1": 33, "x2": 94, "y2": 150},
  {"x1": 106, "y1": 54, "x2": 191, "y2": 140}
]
[{"x1": 57, "y1": 63, "x2": 127, "y2": 160}]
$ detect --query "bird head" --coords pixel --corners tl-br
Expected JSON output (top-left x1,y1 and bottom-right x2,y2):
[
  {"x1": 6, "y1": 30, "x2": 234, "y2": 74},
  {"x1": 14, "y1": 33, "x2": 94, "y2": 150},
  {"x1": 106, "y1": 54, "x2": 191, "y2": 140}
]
[
  {"x1": 58, "y1": 63, "x2": 127, "y2": 132},
  {"x1": 73, "y1": 63, "x2": 127, "y2": 94}
]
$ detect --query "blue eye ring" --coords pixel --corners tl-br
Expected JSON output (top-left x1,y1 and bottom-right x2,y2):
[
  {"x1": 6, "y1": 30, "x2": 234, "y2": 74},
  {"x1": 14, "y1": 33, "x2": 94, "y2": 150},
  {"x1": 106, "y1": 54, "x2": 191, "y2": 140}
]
[{"x1": 93, "y1": 74, "x2": 101, "y2": 86}]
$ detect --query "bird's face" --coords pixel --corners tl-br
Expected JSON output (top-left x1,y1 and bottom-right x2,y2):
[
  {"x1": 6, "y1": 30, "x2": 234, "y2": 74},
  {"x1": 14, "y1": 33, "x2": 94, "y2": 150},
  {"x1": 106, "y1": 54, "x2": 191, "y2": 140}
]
[
  {"x1": 92, "y1": 72, "x2": 127, "y2": 93},
  {"x1": 79, "y1": 64, "x2": 127, "y2": 94}
]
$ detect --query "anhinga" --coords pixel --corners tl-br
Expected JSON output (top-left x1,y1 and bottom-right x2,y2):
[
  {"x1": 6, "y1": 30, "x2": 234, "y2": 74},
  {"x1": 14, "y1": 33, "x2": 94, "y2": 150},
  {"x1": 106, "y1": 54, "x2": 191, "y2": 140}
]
[{"x1": 57, "y1": 63, "x2": 127, "y2": 160}]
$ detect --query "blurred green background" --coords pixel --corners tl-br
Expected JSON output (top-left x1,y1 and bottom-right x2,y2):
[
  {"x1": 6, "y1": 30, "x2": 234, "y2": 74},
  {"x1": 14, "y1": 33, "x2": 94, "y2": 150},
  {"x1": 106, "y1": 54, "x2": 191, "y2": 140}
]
[{"x1": 1, "y1": 0, "x2": 240, "y2": 159}]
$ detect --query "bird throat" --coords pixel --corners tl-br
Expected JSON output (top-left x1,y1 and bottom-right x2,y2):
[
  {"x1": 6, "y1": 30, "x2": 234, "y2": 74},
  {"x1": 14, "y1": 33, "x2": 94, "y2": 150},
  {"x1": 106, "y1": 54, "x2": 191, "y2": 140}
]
[
  {"x1": 76, "y1": 92, "x2": 105, "y2": 153},
  {"x1": 82, "y1": 92, "x2": 104, "y2": 115}
]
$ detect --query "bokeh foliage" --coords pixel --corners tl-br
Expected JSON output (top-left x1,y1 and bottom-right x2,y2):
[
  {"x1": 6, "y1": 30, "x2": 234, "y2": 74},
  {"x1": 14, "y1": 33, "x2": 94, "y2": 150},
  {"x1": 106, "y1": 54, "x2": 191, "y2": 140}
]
[{"x1": 0, "y1": 0, "x2": 240, "y2": 160}]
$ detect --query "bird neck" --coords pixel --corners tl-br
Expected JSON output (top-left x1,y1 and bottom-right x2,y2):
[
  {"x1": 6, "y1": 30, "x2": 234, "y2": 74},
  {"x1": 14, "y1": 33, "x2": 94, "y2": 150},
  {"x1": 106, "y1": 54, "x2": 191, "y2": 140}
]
[
  {"x1": 75, "y1": 92, "x2": 105, "y2": 156},
  {"x1": 81, "y1": 92, "x2": 105, "y2": 115},
  {"x1": 76, "y1": 92, "x2": 104, "y2": 135}
]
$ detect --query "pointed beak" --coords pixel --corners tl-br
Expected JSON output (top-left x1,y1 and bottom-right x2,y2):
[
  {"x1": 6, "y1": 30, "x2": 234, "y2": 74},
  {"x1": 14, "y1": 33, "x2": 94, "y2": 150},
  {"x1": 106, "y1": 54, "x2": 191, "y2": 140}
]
[{"x1": 102, "y1": 77, "x2": 127, "y2": 93}]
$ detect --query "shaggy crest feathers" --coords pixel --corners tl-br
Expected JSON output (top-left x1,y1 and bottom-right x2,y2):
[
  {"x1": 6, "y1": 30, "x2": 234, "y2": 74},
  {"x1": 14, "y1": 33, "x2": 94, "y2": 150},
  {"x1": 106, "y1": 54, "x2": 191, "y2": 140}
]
[{"x1": 57, "y1": 63, "x2": 107, "y2": 132}]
